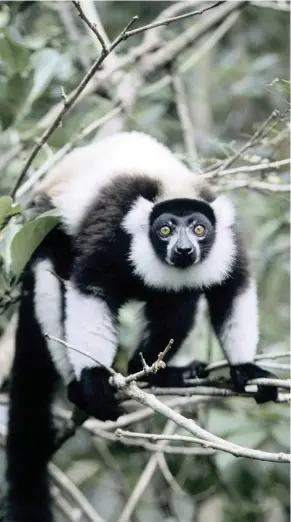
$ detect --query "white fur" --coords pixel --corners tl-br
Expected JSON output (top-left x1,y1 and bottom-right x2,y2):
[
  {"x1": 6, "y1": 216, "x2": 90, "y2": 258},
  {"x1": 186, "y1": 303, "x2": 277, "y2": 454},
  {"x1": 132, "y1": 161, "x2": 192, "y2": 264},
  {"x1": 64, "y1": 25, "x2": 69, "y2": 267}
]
[
  {"x1": 34, "y1": 260, "x2": 74, "y2": 384},
  {"x1": 219, "y1": 279, "x2": 259, "y2": 364},
  {"x1": 122, "y1": 194, "x2": 236, "y2": 291},
  {"x1": 37, "y1": 131, "x2": 198, "y2": 234},
  {"x1": 64, "y1": 282, "x2": 117, "y2": 378},
  {"x1": 0, "y1": 313, "x2": 17, "y2": 388},
  {"x1": 118, "y1": 300, "x2": 148, "y2": 357}
]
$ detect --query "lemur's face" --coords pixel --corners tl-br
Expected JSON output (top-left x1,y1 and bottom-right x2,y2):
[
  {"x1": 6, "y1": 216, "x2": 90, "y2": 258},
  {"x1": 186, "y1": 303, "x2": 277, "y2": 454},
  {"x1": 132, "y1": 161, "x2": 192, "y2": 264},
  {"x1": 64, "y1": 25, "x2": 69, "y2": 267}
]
[{"x1": 150, "y1": 204, "x2": 216, "y2": 269}]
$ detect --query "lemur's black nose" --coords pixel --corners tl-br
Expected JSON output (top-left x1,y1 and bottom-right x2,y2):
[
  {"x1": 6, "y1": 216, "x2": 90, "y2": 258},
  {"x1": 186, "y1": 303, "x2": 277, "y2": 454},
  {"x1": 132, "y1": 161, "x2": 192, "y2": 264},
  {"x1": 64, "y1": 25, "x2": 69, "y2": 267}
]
[{"x1": 175, "y1": 246, "x2": 193, "y2": 255}]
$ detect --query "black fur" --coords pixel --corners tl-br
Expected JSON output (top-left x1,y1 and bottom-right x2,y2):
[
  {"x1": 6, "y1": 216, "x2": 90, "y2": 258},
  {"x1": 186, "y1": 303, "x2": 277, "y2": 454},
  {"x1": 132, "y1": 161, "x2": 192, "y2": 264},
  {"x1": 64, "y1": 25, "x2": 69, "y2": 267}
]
[
  {"x1": 6, "y1": 271, "x2": 57, "y2": 522},
  {"x1": 150, "y1": 210, "x2": 216, "y2": 266},
  {"x1": 67, "y1": 367, "x2": 123, "y2": 420},
  {"x1": 150, "y1": 198, "x2": 216, "y2": 225},
  {"x1": 73, "y1": 175, "x2": 161, "y2": 308},
  {"x1": 6, "y1": 172, "x2": 276, "y2": 522},
  {"x1": 230, "y1": 363, "x2": 278, "y2": 403},
  {"x1": 128, "y1": 290, "x2": 201, "y2": 374}
]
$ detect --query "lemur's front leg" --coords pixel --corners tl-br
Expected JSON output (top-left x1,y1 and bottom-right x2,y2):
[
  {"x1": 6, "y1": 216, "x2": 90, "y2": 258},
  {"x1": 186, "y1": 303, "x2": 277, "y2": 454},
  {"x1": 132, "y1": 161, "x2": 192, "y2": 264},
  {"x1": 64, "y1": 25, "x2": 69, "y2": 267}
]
[
  {"x1": 65, "y1": 281, "x2": 123, "y2": 420},
  {"x1": 127, "y1": 292, "x2": 208, "y2": 387},
  {"x1": 205, "y1": 274, "x2": 278, "y2": 404}
]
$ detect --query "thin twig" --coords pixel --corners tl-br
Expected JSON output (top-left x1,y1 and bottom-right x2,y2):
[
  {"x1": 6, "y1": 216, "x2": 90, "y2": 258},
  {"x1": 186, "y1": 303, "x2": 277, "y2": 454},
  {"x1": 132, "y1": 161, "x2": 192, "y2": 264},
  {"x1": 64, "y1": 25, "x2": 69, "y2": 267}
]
[
  {"x1": 16, "y1": 105, "x2": 122, "y2": 198},
  {"x1": 44, "y1": 333, "x2": 116, "y2": 376},
  {"x1": 116, "y1": 421, "x2": 177, "y2": 522},
  {"x1": 203, "y1": 158, "x2": 291, "y2": 179},
  {"x1": 50, "y1": 463, "x2": 105, "y2": 522},
  {"x1": 123, "y1": 1, "x2": 226, "y2": 39},
  {"x1": 116, "y1": 338, "x2": 174, "y2": 385},
  {"x1": 117, "y1": 435, "x2": 215, "y2": 456},
  {"x1": 211, "y1": 110, "x2": 281, "y2": 177},
  {"x1": 206, "y1": 351, "x2": 291, "y2": 373},
  {"x1": 141, "y1": 1, "x2": 246, "y2": 77},
  {"x1": 219, "y1": 179, "x2": 290, "y2": 193},
  {"x1": 52, "y1": 486, "x2": 82, "y2": 522},
  {"x1": 10, "y1": 15, "x2": 138, "y2": 198},
  {"x1": 72, "y1": 0, "x2": 108, "y2": 52},
  {"x1": 172, "y1": 74, "x2": 198, "y2": 167},
  {"x1": 157, "y1": 453, "x2": 188, "y2": 496}
]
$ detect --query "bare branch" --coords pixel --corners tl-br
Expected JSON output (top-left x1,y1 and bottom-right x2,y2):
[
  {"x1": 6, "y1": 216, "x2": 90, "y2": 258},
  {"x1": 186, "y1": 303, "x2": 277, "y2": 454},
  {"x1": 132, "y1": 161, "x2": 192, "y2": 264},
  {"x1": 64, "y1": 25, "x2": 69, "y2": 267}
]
[
  {"x1": 16, "y1": 105, "x2": 122, "y2": 198},
  {"x1": 116, "y1": 434, "x2": 215, "y2": 456},
  {"x1": 45, "y1": 333, "x2": 116, "y2": 376},
  {"x1": 206, "y1": 351, "x2": 290, "y2": 372},
  {"x1": 219, "y1": 179, "x2": 290, "y2": 193},
  {"x1": 203, "y1": 158, "x2": 291, "y2": 179},
  {"x1": 10, "y1": 14, "x2": 139, "y2": 198},
  {"x1": 157, "y1": 453, "x2": 189, "y2": 496},
  {"x1": 251, "y1": 0, "x2": 291, "y2": 11},
  {"x1": 72, "y1": 0, "x2": 108, "y2": 53},
  {"x1": 123, "y1": 1, "x2": 226, "y2": 39},
  {"x1": 211, "y1": 109, "x2": 281, "y2": 177},
  {"x1": 247, "y1": 378, "x2": 291, "y2": 390},
  {"x1": 116, "y1": 421, "x2": 177, "y2": 522},
  {"x1": 122, "y1": 382, "x2": 290, "y2": 463},
  {"x1": 141, "y1": 1, "x2": 246, "y2": 77},
  {"x1": 56, "y1": 2, "x2": 90, "y2": 71},
  {"x1": 49, "y1": 463, "x2": 105, "y2": 522},
  {"x1": 172, "y1": 74, "x2": 198, "y2": 167},
  {"x1": 116, "y1": 338, "x2": 173, "y2": 385},
  {"x1": 10, "y1": 0, "x2": 239, "y2": 198}
]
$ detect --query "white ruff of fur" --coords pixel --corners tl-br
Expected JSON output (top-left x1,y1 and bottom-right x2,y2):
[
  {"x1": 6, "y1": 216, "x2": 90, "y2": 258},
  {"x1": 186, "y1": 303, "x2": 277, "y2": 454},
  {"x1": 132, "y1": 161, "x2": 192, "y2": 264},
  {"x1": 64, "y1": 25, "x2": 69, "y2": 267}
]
[
  {"x1": 122, "y1": 195, "x2": 236, "y2": 291},
  {"x1": 64, "y1": 282, "x2": 117, "y2": 378},
  {"x1": 34, "y1": 259, "x2": 74, "y2": 385},
  {"x1": 219, "y1": 279, "x2": 259, "y2": 364},
  {"x1": 39, "y1": 131, "x2": 196, "y2": 234}
]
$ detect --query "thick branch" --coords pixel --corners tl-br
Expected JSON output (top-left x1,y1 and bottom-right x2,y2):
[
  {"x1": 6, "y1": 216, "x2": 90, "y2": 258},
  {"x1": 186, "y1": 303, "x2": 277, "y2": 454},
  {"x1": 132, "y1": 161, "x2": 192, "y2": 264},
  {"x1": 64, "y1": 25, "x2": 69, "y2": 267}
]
[{"x1": 121, "y1": 381, "x2": 290, "y2": 463}]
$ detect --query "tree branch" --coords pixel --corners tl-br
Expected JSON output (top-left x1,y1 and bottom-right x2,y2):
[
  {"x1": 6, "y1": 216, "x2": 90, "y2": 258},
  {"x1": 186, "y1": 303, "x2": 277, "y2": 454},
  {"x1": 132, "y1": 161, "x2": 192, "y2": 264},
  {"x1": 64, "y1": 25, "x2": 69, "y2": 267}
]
[
  {"x1": 203, "y1": 158, "x2": 291, "y2": 179},
  {"x1": 120, "y1": 381, "x2": 290, "y2": 463},
  {"x1": 10, "y1": 0, "x2": 227, "y2": 198}
]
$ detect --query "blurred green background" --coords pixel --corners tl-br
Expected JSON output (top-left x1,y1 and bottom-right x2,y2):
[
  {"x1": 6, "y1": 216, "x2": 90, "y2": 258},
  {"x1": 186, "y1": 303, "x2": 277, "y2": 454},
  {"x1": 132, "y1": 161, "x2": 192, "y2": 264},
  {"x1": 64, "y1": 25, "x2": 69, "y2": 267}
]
[{"x1": 0, "y1": 2, "x2": 289, "y2": 521}]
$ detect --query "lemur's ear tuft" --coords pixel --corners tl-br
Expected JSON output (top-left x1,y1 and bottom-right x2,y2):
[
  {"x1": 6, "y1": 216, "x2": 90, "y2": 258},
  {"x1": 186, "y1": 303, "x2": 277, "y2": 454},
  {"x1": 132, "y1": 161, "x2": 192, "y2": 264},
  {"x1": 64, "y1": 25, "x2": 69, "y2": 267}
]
[{"x1": 210, "y1": 195, "x2": 236, "y2": 228}]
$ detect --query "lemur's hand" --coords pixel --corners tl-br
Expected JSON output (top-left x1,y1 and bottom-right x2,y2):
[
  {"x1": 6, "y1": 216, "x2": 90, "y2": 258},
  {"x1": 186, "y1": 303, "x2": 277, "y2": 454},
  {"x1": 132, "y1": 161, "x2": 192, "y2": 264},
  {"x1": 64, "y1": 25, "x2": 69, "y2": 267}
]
[
  {"x1": 230, "y1": 362, "x2": 278, "y2": 403},
  {"x1": 67, "y1": 367, "x2": 123, "y2": 420}
]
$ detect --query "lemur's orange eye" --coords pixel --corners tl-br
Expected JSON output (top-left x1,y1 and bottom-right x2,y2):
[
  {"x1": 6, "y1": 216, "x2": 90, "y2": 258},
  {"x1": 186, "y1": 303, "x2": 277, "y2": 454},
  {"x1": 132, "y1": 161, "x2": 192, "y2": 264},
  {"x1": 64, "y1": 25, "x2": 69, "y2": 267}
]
[
  {"x1": 159, "y1": 225, "x2": 171, "y2": 237},
  {"x1": 194, "y1": 224, "x2": 205, "y2": 237}
]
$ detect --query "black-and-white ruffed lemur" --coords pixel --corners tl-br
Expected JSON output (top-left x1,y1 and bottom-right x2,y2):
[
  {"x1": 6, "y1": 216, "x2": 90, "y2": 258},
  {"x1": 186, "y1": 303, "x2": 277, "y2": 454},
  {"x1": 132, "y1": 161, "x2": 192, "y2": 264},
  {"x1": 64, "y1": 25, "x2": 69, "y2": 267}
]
[{"x1": 6, "y1": 131, "x2": 277, "y2": 522}]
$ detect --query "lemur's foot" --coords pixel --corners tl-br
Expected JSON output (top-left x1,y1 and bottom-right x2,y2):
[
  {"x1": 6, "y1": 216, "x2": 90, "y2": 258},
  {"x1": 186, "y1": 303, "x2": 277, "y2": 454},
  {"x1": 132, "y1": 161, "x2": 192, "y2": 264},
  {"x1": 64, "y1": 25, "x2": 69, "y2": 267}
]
[{"x1": 230, "y1": 363, "x2": 278, "y2": 403}]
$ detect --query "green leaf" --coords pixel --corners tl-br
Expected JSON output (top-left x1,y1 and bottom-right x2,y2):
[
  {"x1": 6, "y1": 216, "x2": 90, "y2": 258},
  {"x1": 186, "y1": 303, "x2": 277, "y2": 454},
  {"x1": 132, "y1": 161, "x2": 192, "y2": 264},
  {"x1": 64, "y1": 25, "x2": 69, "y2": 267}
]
[
  {"x1": 0, "y1": 196, "x2": 21, "y2": 230},
  {"x1": 0, "y1": 72, "x2": 34, "y2": 128},
  {"x1": 10, "y1": 212, "x2": 59, "y2": 278},
  {"x1": 0, "y1": 196, "x2": 13, "y2": 230},
  {"x1": 0, "y1": 30, "x2": 30, "y2": 76},
  {"x1": 28, "y1": 48, "x2": 64, "y2": 106}
]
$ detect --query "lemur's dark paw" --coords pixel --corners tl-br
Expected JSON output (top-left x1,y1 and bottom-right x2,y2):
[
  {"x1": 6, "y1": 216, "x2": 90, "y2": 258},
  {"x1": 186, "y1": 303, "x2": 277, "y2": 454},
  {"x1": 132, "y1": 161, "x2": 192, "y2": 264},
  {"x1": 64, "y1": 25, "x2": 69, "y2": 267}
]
[
  {"x1": 67, "y1": 367, "x2": 123, "y2": 421},
  {"x1": 145, "y1": 360, "x2": 209, "y2": 388},
  {"x1": 230, "y1": 363, "x2": 278, "y2": 403},
  {"x1": 184, "y1": 360, "x2": 210, "y2": 379}
]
